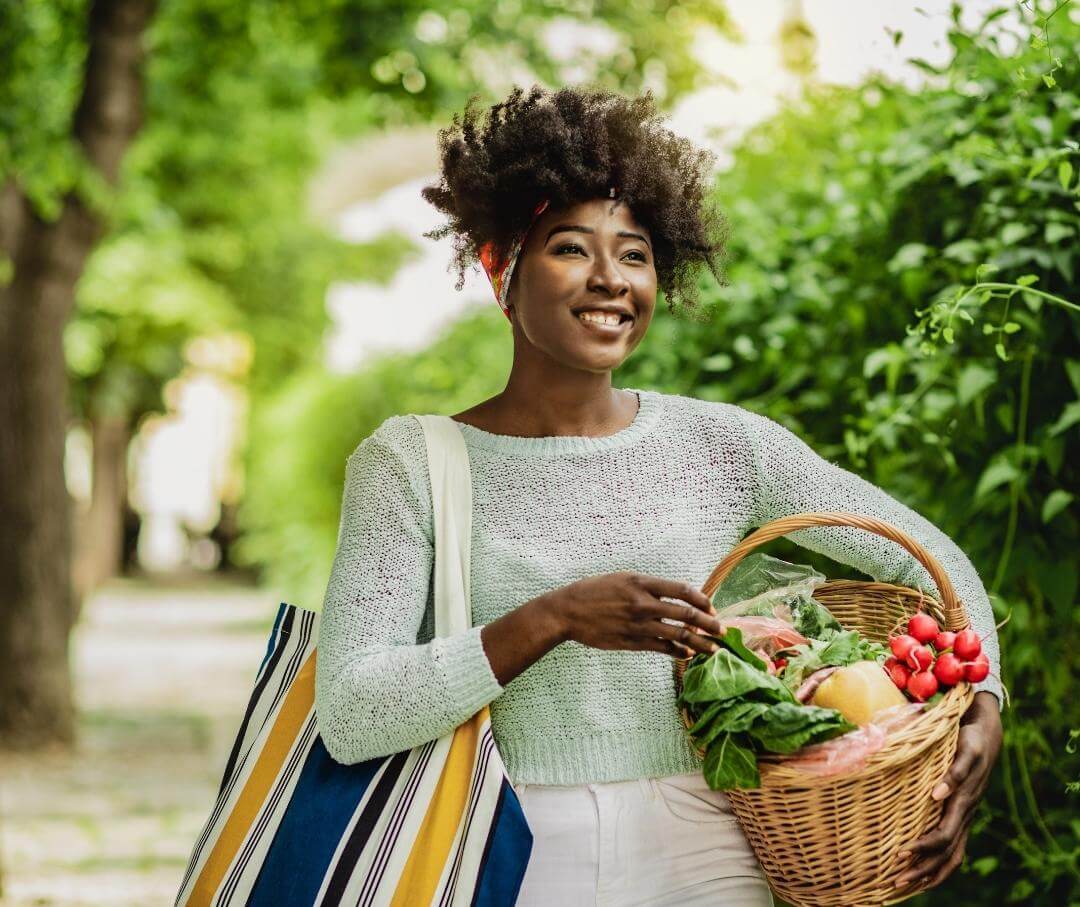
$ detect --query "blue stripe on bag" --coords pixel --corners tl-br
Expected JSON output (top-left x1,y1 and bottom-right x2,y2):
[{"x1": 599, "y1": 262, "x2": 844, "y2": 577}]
[
  {"x1": 245, "y1": 738, "x2": 389, "y2": 906},
  {"x1": 472, "y1": 781, "x2": 534, "y2": 907}
]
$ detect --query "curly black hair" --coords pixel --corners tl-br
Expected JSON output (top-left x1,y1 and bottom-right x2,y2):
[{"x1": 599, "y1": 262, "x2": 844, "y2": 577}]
[{"x1": 421, "y1": 83, "x2": 730, "y2": 320}]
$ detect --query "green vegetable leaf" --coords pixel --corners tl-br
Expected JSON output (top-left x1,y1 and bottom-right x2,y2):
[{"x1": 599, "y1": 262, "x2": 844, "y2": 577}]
[
  {"x1": 747, "y1": 702, "x2": 856, "y2": 753},
  {"x1": 689, "y1": 699, "x2": 773, "y2": 748},
  {"x1": 703, "y1": 732, "x2": 760, "y2": 790},
  {"x1": 790, "y1": 595, "x2": 843, "y2": 639},
  {"x1": 715, "y1": 625, "x2": 767, "y2": 671},
  {"x1": 780, "y1": 631, "x2": 887, "y2": 693},
  {"x1": 679, "y1": 648, "x2": 794, "y2": 706}
]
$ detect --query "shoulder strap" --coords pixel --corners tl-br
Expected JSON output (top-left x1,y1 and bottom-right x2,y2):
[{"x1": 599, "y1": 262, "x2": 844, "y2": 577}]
[{"x1": 411, "y1": 414, "x2": 473, "y2": 638}]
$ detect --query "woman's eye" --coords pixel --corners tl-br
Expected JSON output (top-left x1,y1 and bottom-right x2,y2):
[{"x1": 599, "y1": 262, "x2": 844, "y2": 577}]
[
  {"x1": 555, "y1": 243, "x2": 585, "y2": 255},
  {"x1": 625, "y1": 250, "x2": 647, "y2": 262}
]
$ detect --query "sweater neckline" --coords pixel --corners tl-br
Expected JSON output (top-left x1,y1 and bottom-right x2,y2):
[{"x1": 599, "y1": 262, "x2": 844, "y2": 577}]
[{"x1": 451, "y1": 387, "x2": 661, "y2": 456}]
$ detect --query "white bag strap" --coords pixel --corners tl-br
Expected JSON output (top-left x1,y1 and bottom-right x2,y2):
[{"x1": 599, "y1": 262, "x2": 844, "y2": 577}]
[{"x1": 412, "y1": 414, "x2": 473, "y2": 638}]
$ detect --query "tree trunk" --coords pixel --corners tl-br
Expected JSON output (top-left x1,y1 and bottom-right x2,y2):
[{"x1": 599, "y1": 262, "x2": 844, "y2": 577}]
[
  {"x1": 0, "y1": 0, "x2": 156, "y2": 750},
  {"x1": 73, "y1": 412, "x2": 131, "y2": 604}
]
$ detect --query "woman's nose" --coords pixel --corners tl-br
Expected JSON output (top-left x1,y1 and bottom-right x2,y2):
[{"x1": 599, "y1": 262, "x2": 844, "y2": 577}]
[{"x1": 586, "y1": 253, "x2": 631, "y2": 296}]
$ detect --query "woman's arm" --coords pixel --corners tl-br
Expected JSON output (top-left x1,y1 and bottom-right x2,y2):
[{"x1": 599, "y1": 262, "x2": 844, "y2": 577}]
[
  {"x1": 314, "y1": 427, "x2": 509, "y2": 764},
  {"x1": 731, "y1": 405, "x2": 1003, "y2": 709}
]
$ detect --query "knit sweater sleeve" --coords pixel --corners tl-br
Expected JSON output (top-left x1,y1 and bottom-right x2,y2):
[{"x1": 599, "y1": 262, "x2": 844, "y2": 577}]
[
  {"x1": 314, "y1": 420, "x2": 505, "y2": 765},
  {"x1": 731, "y1": 405, "x2": 1003, "y2": 709}
]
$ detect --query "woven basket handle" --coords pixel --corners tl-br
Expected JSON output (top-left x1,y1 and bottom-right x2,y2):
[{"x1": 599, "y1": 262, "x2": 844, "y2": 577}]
[{"x1": 701, "y1": 511, "x2": 967, "y2": 630}]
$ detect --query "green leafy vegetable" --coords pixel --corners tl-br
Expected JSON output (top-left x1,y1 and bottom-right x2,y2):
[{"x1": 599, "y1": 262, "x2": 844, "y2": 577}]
[
  {"x1": 704, "y1": 732, "x2": 760, "y2": 789},
  {"x1": 780, "y1": 629, "x2": 890, "y2": 694}
]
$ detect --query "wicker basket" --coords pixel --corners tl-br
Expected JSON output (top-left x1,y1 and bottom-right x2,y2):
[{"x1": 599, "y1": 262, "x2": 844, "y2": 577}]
[{"x1": 673, "y1": 512, "x2": 976, "y2": 907}]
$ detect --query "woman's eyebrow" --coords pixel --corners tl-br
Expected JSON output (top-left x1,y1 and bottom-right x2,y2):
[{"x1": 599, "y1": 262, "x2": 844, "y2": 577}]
[{"x1": 545, "y1": 224, "x2": 651, "y2": 249}]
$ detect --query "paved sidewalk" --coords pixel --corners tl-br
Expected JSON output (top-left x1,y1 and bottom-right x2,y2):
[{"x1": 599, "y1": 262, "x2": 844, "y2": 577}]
[{"x1": 0, "y1": 573, "x2": 279, "y2": 906}]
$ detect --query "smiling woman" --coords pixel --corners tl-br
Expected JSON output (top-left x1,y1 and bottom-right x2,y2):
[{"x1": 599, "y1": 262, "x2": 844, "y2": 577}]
[{"x1": 313, "y1": 82, "x2": 1002, "y2": 907}]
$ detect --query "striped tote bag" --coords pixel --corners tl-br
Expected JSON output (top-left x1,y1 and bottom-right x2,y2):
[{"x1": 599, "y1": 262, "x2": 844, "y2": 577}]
[{"x1": 176, "y1": 414, "x2": 533, "y2": 906}]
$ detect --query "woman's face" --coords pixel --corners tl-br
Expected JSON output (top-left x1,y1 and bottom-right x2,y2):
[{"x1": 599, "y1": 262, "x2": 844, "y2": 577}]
[{"x1": 506, "y1": 197, "x2": 657, "y2": 374}]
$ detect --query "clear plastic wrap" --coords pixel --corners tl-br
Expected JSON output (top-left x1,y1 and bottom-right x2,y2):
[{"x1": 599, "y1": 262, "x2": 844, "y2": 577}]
[
  {"x1": 710, "y1": 553, "x2": 826, "y2": 614},
  {"x1": 769, "y1": 701, "x2": 927, "y2": 777}
]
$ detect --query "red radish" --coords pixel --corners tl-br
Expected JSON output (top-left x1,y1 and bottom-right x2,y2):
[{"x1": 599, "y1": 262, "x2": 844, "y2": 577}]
[
  {"x1": 953, "y1": 629, "x2": 982, "y2": 661},
  {"x1": 890, "y1": 634, "x2": 920, "y2": 661},
  {"x1": 932, "y1": 631, "x2": 957, "y2": 653},
  {"x1": 962, "y1": 652, "x2": 990, "y2": 682},
  {"x1": 907, "y1": 671, "x2": 939, "y2": 702},
  {"x1": 933, "y1": 652, "x2": 965, "y2": 687},
  {"x1": 906, "y1": 644, "x2": 934, "y2": 672},
  {"x1": 884, "y1": 658, "x2": 912, "y2": 690},
  {"x1": 907, "y1": 613, "x2": 940, "y2": 644}
]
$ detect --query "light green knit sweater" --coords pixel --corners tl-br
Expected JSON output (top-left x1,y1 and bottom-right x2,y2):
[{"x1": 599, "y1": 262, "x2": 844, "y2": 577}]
[{"x1": 314, "y1": 388, "x2": 1002, "y2": 785}]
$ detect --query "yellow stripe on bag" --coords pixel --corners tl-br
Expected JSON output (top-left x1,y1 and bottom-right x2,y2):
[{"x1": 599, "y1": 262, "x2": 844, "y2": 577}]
[
  {"x1": 389, "y1": 706, "x2": 487, "y2": 906},
  {"x1": 189, "y1": 651, "x2": 318, "y2": 903}
]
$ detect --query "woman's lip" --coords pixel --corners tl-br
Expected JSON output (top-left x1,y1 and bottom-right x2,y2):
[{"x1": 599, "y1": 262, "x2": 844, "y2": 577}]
[{"x1": 574, "y1": 312, "x2": 633, "y2": 336}]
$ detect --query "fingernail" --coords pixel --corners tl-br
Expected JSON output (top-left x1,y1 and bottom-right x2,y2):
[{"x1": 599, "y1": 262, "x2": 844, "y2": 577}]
[{"x1": 932, "y1": 782, "x2": 949, "y2": 799}]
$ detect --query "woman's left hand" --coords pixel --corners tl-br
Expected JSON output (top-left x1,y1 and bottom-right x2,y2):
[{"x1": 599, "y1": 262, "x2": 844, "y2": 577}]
[{"x1": 894, "y1": 691, "x2": 1003, "y2": 890}]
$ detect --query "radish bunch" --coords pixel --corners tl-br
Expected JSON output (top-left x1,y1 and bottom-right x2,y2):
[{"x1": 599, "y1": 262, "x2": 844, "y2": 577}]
[{"x1": 884, "y1": 613, "x2": 989, "y2": 702}]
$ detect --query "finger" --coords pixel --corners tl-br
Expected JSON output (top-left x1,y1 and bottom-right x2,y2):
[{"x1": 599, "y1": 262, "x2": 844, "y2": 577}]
[
  {"x1": 633, "y1": 574, "x2": 715, "y2": 616},
  {"x1": 898, "y1": 827, "x2": 967, "y2": 889},
  {"x1": 636, "y1": 635, "x2": 693, "y2": 658},
  {"x1": 906, "y1": 789, "x2": 973, "y2": 855},
  {"x1": 642, "y1": 618, "x2": 721, "y2": 657},
  {"x1": 932, "y1": 726, "x2": 982, "y2": 800},
  {"x1": 650, "y1": 598, "x2": 724, "y2": 635},
  {"x1": 928, "y1": 829, "x2": 968, "y2": 888}
]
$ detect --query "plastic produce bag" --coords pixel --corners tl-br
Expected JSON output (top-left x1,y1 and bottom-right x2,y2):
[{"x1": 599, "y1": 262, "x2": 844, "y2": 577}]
[{"x1": 711, "y1": 553, "x2": 826, "y2": 612}]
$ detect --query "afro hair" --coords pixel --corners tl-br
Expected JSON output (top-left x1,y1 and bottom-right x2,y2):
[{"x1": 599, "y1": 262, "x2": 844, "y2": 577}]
[{"x1": 421, "y1": 83, "x2": 730, "y2": 320}]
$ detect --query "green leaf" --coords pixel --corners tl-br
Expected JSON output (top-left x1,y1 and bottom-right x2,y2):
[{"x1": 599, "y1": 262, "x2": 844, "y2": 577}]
[
  {"x1": 1000, "y1": 223, "x2": 1034, "y2": 245},
  {"x1": 957, "y1": 363, "x2": 996, "y2": 405},
  {"x1": 679, "y1": 648, "x2": 794, "y2": 706},
  {"x1": 1065, "y1": 360, "x2": 1080, "y2": 397},
  {"x1": 975, "y1": 456, "x2": 1021, "y2": 500},
  {"x1": 887, "y1": 243, "x2": 931, "y2": 272},
  {"x1": 1045, "y1": 223, "x2": 1075, "y2": 243},
  {"x1": 995, "y1": 342, "x2": 1009, "y2": 361},
  {"x1": 1002, "y1": 321, "x2": 1021, "y2": 334},
  {"x1": 747, "y1": 702, "x2": 855, "y2": 753},
  {"x1": 689, "y1": 700, "x2": 773, "y2": 748},
  {"x1": 1041, "y1": 490, "x2": 1074, "y2": 524},
  {"x1": 715, "y1": 626, "x2": 768, "y2": 671},
  {"x1": 1060, "y1": 160, "x2": 1074, "y2": 192},
  {"x1": 1048, "y1": 401, "x2": 1080, "y2": 437},
  {"x1": 703, "y1": 732, "x2": 760, "y2": 790},
  {"x1": 1016, "y1": 274, "x2": 1039, "y2": 287}
]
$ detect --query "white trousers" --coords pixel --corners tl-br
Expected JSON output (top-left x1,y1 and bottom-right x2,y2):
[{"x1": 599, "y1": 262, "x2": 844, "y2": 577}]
[{"x1": 513, "y1": 772, "x2": 775, "y2": 906}]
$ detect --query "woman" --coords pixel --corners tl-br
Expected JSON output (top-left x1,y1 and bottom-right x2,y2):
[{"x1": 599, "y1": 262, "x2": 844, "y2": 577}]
[{"x1": 314, "y1": 85, "x2": 1003, "y2": 905}]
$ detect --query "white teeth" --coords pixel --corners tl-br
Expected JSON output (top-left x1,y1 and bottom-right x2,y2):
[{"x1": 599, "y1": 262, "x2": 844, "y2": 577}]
[{"x1": 578, "y1": 311, "x2": 625, "y2": 326}]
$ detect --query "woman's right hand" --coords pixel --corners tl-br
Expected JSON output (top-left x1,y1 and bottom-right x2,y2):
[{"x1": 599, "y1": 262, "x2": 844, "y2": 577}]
[{"x1": 545, "y1": 571, "x2": 724, "y2": 658}]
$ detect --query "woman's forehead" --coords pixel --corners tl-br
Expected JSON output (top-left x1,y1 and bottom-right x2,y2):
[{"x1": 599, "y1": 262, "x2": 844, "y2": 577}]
[{"x1": 533, "y1": 197, "x2": 649, "y2": 240}]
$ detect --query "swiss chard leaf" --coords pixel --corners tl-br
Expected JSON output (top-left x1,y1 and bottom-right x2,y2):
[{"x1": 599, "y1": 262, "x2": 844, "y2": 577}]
[
  {"x1": 703, "y1": 731, "x2": 760, "y2": 790},
  {"x1": 679, "y1": 648, "x2": 795, "y2": 706},
  {"x1": 746, "y1": 701, "x2": 856, "y2": 753},
  {"x1": 716, "y1": 625, "x2": 767, "y2": 671},
  {"x1": 689, "y1": 699, "x2": 774, "y2": 748}
]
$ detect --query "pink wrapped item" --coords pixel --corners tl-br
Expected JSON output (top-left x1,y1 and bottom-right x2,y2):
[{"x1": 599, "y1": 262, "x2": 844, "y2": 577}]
[{"x1": 718, "y1": 616, "x2": 809, "y2": 656}]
